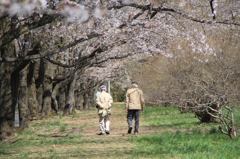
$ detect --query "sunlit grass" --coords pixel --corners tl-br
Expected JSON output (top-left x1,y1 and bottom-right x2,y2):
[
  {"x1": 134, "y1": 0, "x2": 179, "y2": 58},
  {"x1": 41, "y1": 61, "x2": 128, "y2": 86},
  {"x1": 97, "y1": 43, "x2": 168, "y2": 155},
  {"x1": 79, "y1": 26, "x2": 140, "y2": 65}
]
[
  {"x1": 143, "y1": 106, "x2": 216, "y2": 131},
  {"x1": 131, "y1": 106, "x2": 240, "y2": 159},
  {"x1": 131, "y1": 131, "x2": 240, "y2": 159},
  {"x1": 1, "y1": 104, "x2": 240, "y2": 159}
]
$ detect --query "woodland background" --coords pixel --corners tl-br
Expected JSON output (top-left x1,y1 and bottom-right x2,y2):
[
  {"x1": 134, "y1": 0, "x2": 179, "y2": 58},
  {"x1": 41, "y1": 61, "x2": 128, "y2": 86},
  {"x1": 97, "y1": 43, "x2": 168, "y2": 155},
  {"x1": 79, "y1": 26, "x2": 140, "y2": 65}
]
[{"x1": 0, "y1": 0, "x2": 240, "y2": 140}]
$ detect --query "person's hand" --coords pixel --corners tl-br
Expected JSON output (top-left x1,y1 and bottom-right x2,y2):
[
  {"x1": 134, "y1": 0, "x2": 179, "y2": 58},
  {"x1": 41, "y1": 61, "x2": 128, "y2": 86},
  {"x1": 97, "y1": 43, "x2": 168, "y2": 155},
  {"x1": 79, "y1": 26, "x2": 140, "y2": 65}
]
[{"x1": 126, "y1": 109, "x2": 128, "y2": 113}]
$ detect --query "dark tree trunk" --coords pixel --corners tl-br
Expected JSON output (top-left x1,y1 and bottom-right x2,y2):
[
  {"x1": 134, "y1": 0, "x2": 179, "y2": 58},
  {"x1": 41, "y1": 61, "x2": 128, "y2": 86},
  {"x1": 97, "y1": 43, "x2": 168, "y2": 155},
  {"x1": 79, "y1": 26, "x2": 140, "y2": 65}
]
[
  {"x1": 0, "y1": 59, "x2": 16, "y2": 140},
  {"x1": 58, "y1": 87, "x2": 66, "y2": 112},
  {"x1": 0, "y1": 19, "x2": 17, "y2": 140},
  {"x1": 88, "y1": 87, "x2": 95, "y2": 108},
  {"x1": 36, "y1": 84, "x2": 43, "y2": 113},
  {"x1": 83, "y1": 92, "x2": 89, "y2": 110},
  {"x1": 11, "y1": 43, "x2": 40, "y2": 129},
  {"x1": 36, "y1": 58, "x2": 44, "y2": 113}
]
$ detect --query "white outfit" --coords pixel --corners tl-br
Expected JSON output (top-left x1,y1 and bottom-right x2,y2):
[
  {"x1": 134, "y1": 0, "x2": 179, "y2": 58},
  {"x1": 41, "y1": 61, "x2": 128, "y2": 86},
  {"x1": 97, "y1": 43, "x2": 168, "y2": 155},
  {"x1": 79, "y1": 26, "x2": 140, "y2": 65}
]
[{"x1": 96, "y1": 91, "x2": 113, "y2": 134}]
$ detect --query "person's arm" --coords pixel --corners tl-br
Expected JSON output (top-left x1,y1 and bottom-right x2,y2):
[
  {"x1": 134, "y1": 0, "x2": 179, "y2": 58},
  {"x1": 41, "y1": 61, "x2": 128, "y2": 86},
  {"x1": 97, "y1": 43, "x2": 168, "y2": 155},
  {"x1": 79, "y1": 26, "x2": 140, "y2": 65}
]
[
  {"x1": 140, "y1": 90, "x2": 145, "y2": 112},
  {"x1": 141, "y1": 104, "x2": 145, "y2": 112},
  {"x1": 125, "y1": 91, "x2": 129, "y2": 112},
  {"x1": 108, "y1": 95, "x2": 113, "y2": 109}
]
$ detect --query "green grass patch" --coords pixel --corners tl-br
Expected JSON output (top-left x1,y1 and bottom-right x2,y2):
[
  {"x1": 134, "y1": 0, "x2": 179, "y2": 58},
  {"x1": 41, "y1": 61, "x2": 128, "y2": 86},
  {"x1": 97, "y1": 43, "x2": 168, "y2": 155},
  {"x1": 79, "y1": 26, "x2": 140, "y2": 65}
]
[
  {"x1": 131, "y1": 132, "x2": 240, "y2": 159},
  {"x1": 143, "y1": 106, "x2": 215, "y2": 130},
  {"x1": 131, "y1": 106, "x2": 240, "y2": 159}
]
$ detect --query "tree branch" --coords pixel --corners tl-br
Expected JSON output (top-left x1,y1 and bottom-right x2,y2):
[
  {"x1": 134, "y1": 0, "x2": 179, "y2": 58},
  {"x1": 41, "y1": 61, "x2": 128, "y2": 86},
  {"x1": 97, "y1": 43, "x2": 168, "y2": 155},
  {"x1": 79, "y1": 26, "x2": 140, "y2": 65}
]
[
  {"x1": 0, "y1": 14, "x2": 61, "y2": 49},
  {"x1": 109, "y1": 3, "x2": 240, "y2": 26},
  {"x1": 0, "y1": 32, "x2": 102, "y2": 62}
]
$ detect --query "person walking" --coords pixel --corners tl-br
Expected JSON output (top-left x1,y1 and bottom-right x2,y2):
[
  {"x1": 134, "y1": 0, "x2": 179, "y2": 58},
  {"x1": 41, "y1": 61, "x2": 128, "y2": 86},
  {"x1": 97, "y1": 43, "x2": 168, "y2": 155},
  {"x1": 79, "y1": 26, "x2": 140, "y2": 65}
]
[
  {"x1": 125, "y1": 82, "x2": 145, "y2": 135},
  {"x1": 96, "y1": 85, "x2": 113, "y2": 135}
]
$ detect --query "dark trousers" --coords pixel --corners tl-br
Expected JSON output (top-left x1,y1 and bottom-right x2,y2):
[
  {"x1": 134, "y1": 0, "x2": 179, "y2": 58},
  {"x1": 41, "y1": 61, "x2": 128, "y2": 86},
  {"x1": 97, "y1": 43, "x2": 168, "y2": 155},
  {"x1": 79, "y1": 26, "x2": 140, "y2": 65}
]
[{"x1": 127, "y1": 110, "x2": 140, "y2": 133}]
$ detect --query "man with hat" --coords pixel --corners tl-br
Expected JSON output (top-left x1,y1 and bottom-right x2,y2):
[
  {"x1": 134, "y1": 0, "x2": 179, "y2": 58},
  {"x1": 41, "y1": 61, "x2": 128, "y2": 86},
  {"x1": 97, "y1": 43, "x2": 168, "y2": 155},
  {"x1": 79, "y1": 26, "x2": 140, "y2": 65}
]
[
  {"x1": 96, "y1": 85, "x2": 113, "y2": 135},
  {"x1": 125, "y1": 82, "x2": 145, "y2": 135}
]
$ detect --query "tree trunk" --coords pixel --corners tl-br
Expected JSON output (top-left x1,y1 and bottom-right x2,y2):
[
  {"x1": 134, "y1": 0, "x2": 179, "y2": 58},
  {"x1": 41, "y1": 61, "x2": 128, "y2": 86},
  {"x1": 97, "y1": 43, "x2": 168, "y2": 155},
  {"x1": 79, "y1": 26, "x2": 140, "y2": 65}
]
[
  {"x1": 0, "y1": 18, "x2": 17, "y2": 140},
  {"x1": 13, "y1": 41, "x2": 40, "y2": 129},
  {"x1": 75, "y1": 92, "x2": 83, "y2": 110},
  {"x1": 88, "y1": 86, "x2": 95, "y2": 108},
  {"x1": 27, "y1": 62, "x2": 39, "y2": 120},
  {"x1": 51, "y1": 82, "x2": 60, "y2": 114},
  {"x1": 58, "y1": 86, "x2": 66, "y2": 113},
  {"x1": 36, "y1": 58, "x2": 44, "y2": 113},
  {"x1": 63, "y1": 72, "x2": 77, "y2": 115},
  {"x1": 41, "y1": 60, "x2": 53, "y2": 118},
  {"x1": 41, "y1": 76, "x2": 52, "y2": 118},
  {"x1": 83, "y1": 92, "x2": 89, "y2": 110},
  {"x1": 0, "y1": 59, "x2": 16, "y2": 140},
  {"x1": 18, "y1": 66, "x2": 29, "y2": 130},
  {"x1": 36, "y1": 84, "x2": 43, "y2": 113}
]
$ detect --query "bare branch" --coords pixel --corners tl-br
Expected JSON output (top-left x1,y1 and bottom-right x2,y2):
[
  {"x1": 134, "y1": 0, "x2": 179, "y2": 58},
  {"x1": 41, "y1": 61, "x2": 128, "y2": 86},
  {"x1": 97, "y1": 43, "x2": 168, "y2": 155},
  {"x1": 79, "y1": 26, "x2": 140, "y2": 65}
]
[
  {"x1": 0, "y1": 14, "x2": 62, "y2": 49},
  {"x1": 0, "y1": 32, "x2": 102, "y2": 62},
  {"x1": 109, "y1": 3, "x2": 240, "y2": 26}
]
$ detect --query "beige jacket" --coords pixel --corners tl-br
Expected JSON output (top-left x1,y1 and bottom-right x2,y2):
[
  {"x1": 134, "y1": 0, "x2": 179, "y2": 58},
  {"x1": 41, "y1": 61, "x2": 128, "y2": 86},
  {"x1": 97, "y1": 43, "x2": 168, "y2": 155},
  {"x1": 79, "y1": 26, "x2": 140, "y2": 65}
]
[
  {"x1": 96, "y1": 91, "x2": 113, "y2": 115},
  {"x1": 125, "y1": 87, "x2": 145, "y2": 110}
]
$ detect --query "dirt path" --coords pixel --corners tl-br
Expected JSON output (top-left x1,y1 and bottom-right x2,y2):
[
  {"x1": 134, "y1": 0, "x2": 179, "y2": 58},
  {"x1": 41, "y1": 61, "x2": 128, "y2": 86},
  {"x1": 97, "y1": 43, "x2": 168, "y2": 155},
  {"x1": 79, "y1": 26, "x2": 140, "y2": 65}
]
[
  {"x1": 75, "y1": 102, "x2": 159, "y2": 137},
  {"x1": 61, "y1": 102, "x2": 159, "y2": 158},
  {"x1": 2, "y1": 103, "x2": 163, "y2": 159},
  {"x1": 8, "y1": 102, "x2": 163, "y2": 159}
]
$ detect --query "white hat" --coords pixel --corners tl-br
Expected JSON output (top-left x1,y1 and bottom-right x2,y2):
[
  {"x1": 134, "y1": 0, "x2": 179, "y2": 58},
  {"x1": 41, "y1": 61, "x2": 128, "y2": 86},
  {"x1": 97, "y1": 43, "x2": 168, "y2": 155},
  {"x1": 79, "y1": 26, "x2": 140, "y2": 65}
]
[
  {"x1": 131, "y1": 82, "x2": 138, "y2": 87},
  {"x1": 100, "y1": 85, "x2": 106, "y2": 91}
]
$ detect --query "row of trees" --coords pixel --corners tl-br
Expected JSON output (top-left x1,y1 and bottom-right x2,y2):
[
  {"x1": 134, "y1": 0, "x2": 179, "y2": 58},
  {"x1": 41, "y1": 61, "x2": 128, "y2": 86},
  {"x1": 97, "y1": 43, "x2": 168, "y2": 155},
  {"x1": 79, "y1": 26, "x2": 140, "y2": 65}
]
[{"x1": 1, "y1": 0, "x2": 240, "y2": 140}]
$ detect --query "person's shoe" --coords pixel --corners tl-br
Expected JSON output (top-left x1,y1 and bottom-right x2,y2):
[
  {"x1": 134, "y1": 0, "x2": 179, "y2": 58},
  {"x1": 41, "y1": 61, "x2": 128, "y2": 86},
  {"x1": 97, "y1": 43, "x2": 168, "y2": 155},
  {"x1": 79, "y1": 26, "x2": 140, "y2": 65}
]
[
  {"x1": 128, "y1": 126, "x2": 133, "y2": 134},
  {"x1": 105, "y1": 130, "x2": 110, "y2": 135},
  {"x1": 98, "y1": 132, "x2": 105, "y2": 135},
  {"x1": 134, "y1": 132, "x2": 138, "y2": 135}
]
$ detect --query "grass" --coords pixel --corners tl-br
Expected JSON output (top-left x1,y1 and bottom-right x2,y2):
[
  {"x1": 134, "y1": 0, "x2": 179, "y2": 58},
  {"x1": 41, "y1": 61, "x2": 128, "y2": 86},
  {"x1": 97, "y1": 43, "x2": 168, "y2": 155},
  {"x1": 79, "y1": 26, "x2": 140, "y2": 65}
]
[
  {"x1": 130, "y1": 106, "x2": 240, "y2": 159},
  {"x1": 143, "y1": 106, "x2": 217, "y2": 131},
  {"x1": 131, "y1": 131, "x2": 240, "y2": 159},
  {"x1": 0, "y1": 104, "x2": 240, "y2": 159}
]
